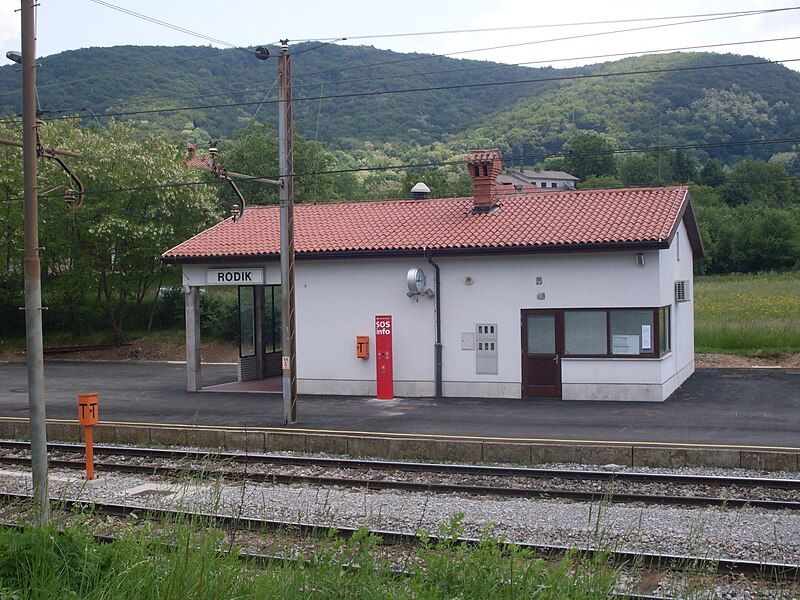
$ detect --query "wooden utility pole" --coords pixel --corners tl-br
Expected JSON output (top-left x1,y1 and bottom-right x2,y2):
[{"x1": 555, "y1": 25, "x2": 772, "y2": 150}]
[
  {"x1": 278, "y1": 41, "x2": 297, "y2": 424},
  {"x1": 20, "y1": 0, "x2": 49, "y2": 522}
]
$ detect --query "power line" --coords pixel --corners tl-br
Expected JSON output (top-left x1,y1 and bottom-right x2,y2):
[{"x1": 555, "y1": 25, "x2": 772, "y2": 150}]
[
  {"x1": 86, "y1": 0, "x2": 256, "y2": 55},
  {"x1": 46, "y1": 34, "x2": 800, "y2": 117},
  {"x1": 288, "y1": 7, "x2": 795, "y2": 42},
  {"x1": 294, "y1": 6, "x2": 800, "y2": 78},
  {"x1": 0, "y1": 47, "x2": 258, "y2": 101},
  {"x1": 7, "y1": 4, "x2": 789, "y2": 109},
  {"x1": 29, "y1": 56, "x2": 799, "y2": 123},
  {"x1": 22, "y1": 135, "x2": 799, "y2": 199},
  {"x1": 235, "y1": 136, "x2": 800, "y2": 182}
]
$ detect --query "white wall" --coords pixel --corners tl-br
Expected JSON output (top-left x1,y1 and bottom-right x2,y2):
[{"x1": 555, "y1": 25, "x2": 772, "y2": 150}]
[
  {"x1": 179, "y1": 228, "x2": 695, "y2": 401},
  {"x1": 294, "y1": 257, "x2": 436, "y2": 396},
  {"x1": 435, "y1": 251, "x2": 662, "y2": 398},
  {"x1": 656, "y1": 221, "x2": 696, "y2": 398}
]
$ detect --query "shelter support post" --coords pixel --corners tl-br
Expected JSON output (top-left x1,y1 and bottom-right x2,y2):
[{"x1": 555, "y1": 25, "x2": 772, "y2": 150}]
[{"x1": 185, "y1": 286, "x2": 202, "y2": 391}]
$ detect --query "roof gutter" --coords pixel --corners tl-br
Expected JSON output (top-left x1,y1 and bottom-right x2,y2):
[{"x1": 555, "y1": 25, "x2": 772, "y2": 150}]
[
  {"x1": 425, "y1": 248, "x2": 443, "y2": 400},
  {"x1": 162, "y1": 240, "x2": 671, "y2": 265}
]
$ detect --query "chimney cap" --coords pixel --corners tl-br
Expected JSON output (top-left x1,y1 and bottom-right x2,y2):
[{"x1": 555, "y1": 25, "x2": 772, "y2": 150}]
[
  {"x1": 411, "y1": 181, "x2": 431, "y2": 199},
  {"x1": 467, "y1": 148, "x2": 501, "y2": 164}
]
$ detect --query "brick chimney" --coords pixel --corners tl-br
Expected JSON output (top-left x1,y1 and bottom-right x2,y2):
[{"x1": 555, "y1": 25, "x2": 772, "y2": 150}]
[{"x1": 467, "y1": 148, "x2": 502, "y2": 212}]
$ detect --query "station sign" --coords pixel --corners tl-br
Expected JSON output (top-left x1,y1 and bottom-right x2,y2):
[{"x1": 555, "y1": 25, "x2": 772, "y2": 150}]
[
  {"x1": 206, "y1": 267, "x2": 264, "y2": 285},
  {"x1": 375, "y1": 315, "x2": 393, "y2": 400}
]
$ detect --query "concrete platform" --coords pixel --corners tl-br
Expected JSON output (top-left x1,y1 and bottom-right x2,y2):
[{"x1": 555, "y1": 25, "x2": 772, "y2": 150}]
[
  {"x1": 202, "y1": 376, "x2": 281, "y2": 393},
  {"x1": 0, "y1": 361, "x2": 798, "y2": 449}
]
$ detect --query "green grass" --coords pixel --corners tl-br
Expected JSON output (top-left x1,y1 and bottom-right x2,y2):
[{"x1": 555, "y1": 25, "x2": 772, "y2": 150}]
[
  {"x1": 0, "y1": 521, "x2": 620, "y2": 599},
  {"x1": 695, "y1": 272, "x2": 800, "y2": 354}
]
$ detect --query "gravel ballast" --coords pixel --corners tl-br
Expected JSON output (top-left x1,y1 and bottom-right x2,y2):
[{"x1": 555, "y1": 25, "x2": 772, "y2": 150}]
[{"x1": 0, "y1": 464, "x2": 798, "y2": 565}]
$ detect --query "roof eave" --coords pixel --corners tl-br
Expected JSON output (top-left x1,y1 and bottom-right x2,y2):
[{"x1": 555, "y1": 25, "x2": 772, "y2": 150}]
[
  {"x1": 161, "y1": 239, "x2": 670, "y2": 265},
  {"x1": 665, "y1": 188, "x2": 705, "y2": 260}
]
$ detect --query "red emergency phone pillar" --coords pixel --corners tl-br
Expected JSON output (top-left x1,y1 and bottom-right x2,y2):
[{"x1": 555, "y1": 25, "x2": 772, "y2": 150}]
[{"x1": 375, "y1": 315, "x2": 393, "y2": 399}]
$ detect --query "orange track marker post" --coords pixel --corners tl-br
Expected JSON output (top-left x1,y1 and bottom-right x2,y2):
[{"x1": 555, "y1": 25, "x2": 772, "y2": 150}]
[{"x1": 77, "y1": 392, "x2": 99, "y2": 480}]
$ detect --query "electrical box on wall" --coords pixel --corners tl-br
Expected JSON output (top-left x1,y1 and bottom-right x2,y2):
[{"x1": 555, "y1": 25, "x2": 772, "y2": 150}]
[
  {"x1": 356, "y1": 335, "x2": 369, "y2": 359},
  {"x1": 461, "y1": 332, "x2": 475, "y2": 350},
  {"x1": 476, "y1": 323, "x2": 498, "y2": 374}
]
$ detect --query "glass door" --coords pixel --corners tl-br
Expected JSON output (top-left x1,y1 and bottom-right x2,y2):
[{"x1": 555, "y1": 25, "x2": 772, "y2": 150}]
[{"x1": 521, "y1": 310, "x2": 563, "y2": 398}]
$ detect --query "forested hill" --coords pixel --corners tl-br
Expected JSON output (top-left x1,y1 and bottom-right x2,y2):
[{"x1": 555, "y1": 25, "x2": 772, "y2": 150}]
[{"x1": 1, "y1": 43, "x2": 798, "y2": 162}]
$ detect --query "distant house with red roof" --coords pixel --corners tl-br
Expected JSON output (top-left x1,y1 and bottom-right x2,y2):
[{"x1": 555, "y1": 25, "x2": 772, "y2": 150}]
[{"x1": 164, "y1": 148, "x2": 702, "y2": 402}]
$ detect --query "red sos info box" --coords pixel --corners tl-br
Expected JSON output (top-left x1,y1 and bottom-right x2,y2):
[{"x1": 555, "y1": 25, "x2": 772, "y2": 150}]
[{"x1": 374, "y1": 315, "x2": 393, "y2": 399}]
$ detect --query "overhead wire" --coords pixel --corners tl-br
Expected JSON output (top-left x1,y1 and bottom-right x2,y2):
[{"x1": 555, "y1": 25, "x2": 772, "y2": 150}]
[
  {"x1": 39, "y1": 34, "x2": 800, "y2": 117},
  {"x1": 4, "y1": 4, "x2": 794, "y2": 110},
  {"x1": 18, "y1": 135, "x2": 799, "y2": 200},
  {"x1": 287, "y1": 7, "x2": 796, "y2": 42},
  {"x1": 23, "y1": 56, "x2": 798, "y2": 123},
  {"x1": 293, "y1": 6, "x2": 800, "y2": 78},
  {"x1": 86, "y1": 0, "x2": 257, "y2": 55},
  {"x1": 248, "y1": 76, "x2": 280, "y2": 124}
]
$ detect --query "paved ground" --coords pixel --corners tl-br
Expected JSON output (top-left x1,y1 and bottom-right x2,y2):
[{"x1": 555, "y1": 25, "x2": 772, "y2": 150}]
[{"x1": 0, "y1": 361, "x2": 798, "y2": 446}]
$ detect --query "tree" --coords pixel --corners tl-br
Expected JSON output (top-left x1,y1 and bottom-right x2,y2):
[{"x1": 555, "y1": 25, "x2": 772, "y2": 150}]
[
  {"x1": 728, "y1": 207, "x2": 800, "y2": 272},
  {"x1": 577, "y1": 175, "x2": 624, "y2": 189},
  {"x1": 0, "y1": 125, "x2": 25, "y2": 338},
  {"x1": 698, "y1": 159, "x2": 726, "y2": 187},
  {"x1": 562, "y1": 132, "x2": 617, "y2": 181},
  {"x1": 671, "y1": 149, "x2": 696, "y2": 183},
  {"x1": 718, "y1": 160, "x2": 796, "y2": 207},
  {"x1": 400, "y1": 167, "x2": 471, "y2": 198},
  {"x1": 0, "y1": 120, "x2": 221, "y2": 341},
  {"x1": 219, "y1": 124, "x2": 359, "y2": 205},
  {"x1": 619, "y1": 155, "x2": 660, "y2": 187}
]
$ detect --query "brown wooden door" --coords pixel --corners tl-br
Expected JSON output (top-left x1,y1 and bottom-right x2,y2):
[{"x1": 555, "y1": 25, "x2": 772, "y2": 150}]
[{"x1": 521, "y1": 310, "x2": 563, "y2": 398}]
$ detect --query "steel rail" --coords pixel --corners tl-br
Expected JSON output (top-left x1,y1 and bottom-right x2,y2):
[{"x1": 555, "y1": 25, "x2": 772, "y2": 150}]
[
  {"x1": 1, "y1": 439, "x2": 798, "y2": 491},
  {"x1": 0, "y1": 491, "x2": 796, "y2": 582},
  {"x1": 0, "y1": 454, "x2": 797, "y2": 511}
]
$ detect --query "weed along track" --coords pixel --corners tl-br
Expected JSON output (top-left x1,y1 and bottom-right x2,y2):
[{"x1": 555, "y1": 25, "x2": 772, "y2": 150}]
[{"x1": 0, "y1": 490, "x2": 798, "y2": 586}]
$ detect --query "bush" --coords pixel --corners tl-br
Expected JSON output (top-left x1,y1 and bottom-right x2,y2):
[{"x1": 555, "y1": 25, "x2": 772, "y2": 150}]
[
  {"x1": 200, "y1": 289, "x2": 238, "y2": 340},
  {"x1": 0, "y1": 286, "x2": 23, "y2": 339},
  {"x1": 150, "y1": 286, "x2": 185, "y2": 330}
]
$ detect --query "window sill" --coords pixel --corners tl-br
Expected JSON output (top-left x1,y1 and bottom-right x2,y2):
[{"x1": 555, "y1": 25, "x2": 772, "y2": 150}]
[{"x1": 563, "y1": 353, "x2": 671, "y2": 361}]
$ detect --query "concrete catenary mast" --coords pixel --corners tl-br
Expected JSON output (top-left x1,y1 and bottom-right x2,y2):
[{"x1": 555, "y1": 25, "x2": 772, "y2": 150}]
[{"x1": 278, "y1": 41, "x2": 298, "y2": 424}]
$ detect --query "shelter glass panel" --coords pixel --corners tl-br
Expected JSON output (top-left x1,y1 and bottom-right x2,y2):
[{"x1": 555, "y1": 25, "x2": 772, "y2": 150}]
[
  {"x1": 610, "y1": 309, "x2": 655, "y2": 356},
  {"x1": 564, "y1": 310, "x2": 607, "y2": 355},
  {"x1": 239, "y1": 286, "x2": 255, "y2": 357},
  {"x1": 659, "y1": 306, "x2": 671, "y2": 355},
  {"x1": 527, "y1": 315, "x2": 555, "y2": 354}
]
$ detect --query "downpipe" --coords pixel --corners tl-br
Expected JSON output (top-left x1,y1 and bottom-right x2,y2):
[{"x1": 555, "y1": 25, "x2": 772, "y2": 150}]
[{"x1": 426, "y1": 250, "x2": 443, "y2": 399}]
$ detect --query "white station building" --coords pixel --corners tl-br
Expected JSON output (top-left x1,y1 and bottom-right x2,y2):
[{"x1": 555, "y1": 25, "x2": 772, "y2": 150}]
[{"x1": 163, "y1": 149, "x2": 703, "y2": 402}]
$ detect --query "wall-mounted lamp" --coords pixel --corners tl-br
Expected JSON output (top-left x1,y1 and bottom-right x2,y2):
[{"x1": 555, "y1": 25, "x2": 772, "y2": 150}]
[{"x1": 636, "y1": 253, "x2": 646, "y2": 267}]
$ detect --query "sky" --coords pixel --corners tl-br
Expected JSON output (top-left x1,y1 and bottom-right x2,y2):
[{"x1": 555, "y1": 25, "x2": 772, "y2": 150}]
[{"x1": 0, "y1": 0, "x2": 799, "y2": 72}]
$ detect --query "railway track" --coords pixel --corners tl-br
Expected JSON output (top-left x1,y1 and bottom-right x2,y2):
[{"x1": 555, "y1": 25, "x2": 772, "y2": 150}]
[
  {"x1": 0, "y1": 453, "x2": 798, "y2": 511},
  {"x1": 0, "y1": 490, "x2": 796, "y2": 585},
  {"x1": 2, "y1": 439, "x2": 799, "y2": 489},
  {"x1": 1, "y1": 440, "x2": 798, "y2": 511}
]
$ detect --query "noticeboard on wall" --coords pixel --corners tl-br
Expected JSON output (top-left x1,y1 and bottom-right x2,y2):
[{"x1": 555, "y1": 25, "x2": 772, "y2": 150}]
[{"x1": 611, "y1": 334, "x2": 640, "y2": 355}]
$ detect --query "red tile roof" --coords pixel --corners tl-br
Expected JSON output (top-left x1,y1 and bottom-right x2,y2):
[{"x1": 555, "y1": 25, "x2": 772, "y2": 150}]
[
  {"x1": 162, "y1": 186, "x2": 692, "y2": 262},
  {"x1": 186, "y1": 154, "x2": 212, "y2": 170}
]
